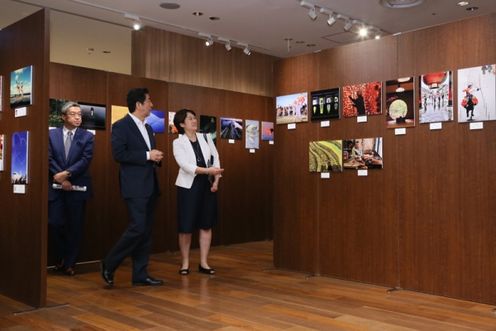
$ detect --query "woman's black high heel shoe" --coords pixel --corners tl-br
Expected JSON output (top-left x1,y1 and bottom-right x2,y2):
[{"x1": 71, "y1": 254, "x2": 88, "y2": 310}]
[{"x1": 198, "y1": 264, "x2": 215, "y2": 275}]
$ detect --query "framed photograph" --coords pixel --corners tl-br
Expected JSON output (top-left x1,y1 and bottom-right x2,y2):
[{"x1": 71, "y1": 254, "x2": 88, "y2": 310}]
[
  {"x1": 457, "y1": 64, "x2": 496, "y2": 122},
  {"x1": 385, "y1": 77, "x2": 415, "y2": 128},
  {"x1": 0, "y1": 134, "x2": 5, "y2": 171},
  {"x1": 310, "y1": 88, "x2": 340, "y2": 121},
  {"x1": 342, "y1": 81, "x2": 382, "y2": 117},
  {"x1": 111, "y1": 105, "x2": 128, "y2": 125},
  {"x1": 309, "y1": 140, "x2": 343, "y2": 172},
  {"x1": 220, "y1": 117, "x2": 243, "y2": 140},
  {"x1": 343, "y1": 137, "x2": 383, "y2": 170},
  {"x1": 199, "y1": 115, "x2": 217, "y2": 145},
  {"x1": 10, "y1": 65, "x2": 33, "y2": 109},
  {"x1": 79, "y1": 102, "x2": 106, "y2": 130},
  {"x1": 276, "y1": 92, "x2": 308, "y2": 124},
  {"x1": 245, "y1": 120, "x2": 260, "y2": 149},
  {"x1": 168, "y1": 111, "x2": 178, "y2": 134},
  {"x1": 147, "y1": 110, "x2": 165, "y2": 134},
  {"x1": 419, "y1": 71, "x2": 453, "y2": 123},
  {"x1": 261, "y1": 121, "x2": 274, "y2": 141},
  {"x1": 0, "y1": 75, "x2": 3, "y2": 112},
  {"x1": 11, "y1": 131, "x2": 29, "y2": 184}
]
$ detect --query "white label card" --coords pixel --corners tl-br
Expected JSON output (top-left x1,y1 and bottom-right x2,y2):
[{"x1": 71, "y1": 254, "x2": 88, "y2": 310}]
[
  {"x1": 14, "y1": 107, "x2": 27, "y2": 117},
  {"x1": 429, "y1": 122, "x2": 442, "y2": 130},
  {"x1": 287, "y1": 123, "x2": 296, "y2": 130},
  {"x1": 357, "y1": 169, "x2": 368, "y2": 176},
  {"x1": 13, "y1": 184, "x2": 26, "y2": 194},
  {"x1": 320, "y1": 172, "x2": 330, "y2": 179},
  {"x1": 469, "y1": 122, "x2": 483, "y2": 130},
  {"x1": 269, "y1": 140, "x2": 274, "y2": 145},
  {"x1": 87, "y1": 129, "x2": 96, "y2": 135},
  {"x1": 228, "y1": 139, "x2": 235, "y2": 144},
  {"x1": 249, "y1": 149, "x2": 255, "y2": 153},
  {"x1": 357, "y1": 115, "x2": 368, "y2": 123},
  {"x1": 320, "y1": 120, "x2": 330, "y2": 128},
  {"x1": 395, "y1": 128, "x2": 406, "y2": 135}
]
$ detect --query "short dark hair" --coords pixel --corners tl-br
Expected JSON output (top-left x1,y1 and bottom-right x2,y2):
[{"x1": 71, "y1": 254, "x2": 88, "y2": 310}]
[
  {"x1": 173, "y1": 109, "x2": 196, "y2": 135},
  {"x1": 127, "y1": 88, "x2": 149, "y2": 113}
]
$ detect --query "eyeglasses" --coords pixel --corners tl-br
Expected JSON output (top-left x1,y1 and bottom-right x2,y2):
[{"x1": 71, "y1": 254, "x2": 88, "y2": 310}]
[{"x1": 67, "y1": 112, "x2": 82, "y2": 118}]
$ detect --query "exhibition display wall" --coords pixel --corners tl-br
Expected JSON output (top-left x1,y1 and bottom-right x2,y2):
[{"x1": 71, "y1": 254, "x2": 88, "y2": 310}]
[
  {"x1": 273, "y1": 14, "x2": 496, "y2": 304},
  {"x1": 0, "y1": 10, "x2": 49, "y2": 307}
]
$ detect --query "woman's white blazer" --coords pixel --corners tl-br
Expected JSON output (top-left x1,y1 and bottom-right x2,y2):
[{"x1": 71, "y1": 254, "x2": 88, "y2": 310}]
[{"x1": 172, "y1": 133, "x2": 220, "y2": 189}]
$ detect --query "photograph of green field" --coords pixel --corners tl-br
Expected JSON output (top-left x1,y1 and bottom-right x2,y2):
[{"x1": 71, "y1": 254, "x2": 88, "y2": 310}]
[{"x1": 309, "y1": 140, "x2": 343, "y2": 172}]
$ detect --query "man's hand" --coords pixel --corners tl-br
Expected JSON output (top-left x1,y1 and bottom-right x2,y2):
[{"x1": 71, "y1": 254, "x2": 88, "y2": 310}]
[
  {"x1": 149, "y1": 149, "x2": 164, "y2": 162},
  {"x1": 53, "y1": 171, "x2": 70, "y2": 184},
  {"x1": 61, "y1": 180, "x2": 72, "y2": 191}
]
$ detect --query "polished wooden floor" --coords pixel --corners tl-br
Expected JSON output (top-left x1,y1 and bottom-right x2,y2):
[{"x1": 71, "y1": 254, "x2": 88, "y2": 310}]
[{"x1": 0, "y1": 241, "x2": 495, "y2": 330}]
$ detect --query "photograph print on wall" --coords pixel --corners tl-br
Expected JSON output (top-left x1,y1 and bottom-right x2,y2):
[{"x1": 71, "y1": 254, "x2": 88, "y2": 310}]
[
  {"x1": 457, "y1": 64, "x2": 496, "y2": 122},
  {"x1": 11, "y1": 131, "x2": 29, "y2": 184},
  {"x1": 199, "y1": 115, "x2": 217, "y2": 145},
  {"x1": 309, "y1": 140, "x2": 343, "y2": 173},
  {"x1": 0, "y1": 134, "x2": 4, "y2": 171},
  {"x1": 10, "y1": 65, "x2": 33, "y2": 109},
  {"x1": 147, "y1": 110, "x2": 165, "y2": 134},
  {"x1": 310, "y1": 88, "x2": 340, "y2": 121},
  {"x1": 261, "y1": 121, "x2": 274, "y2": 141},
  {"x1": 275, "y1": 92, "x2": 308, "y2": 124},
  {"x1": 168, "y1": 111, "x2": 178, "y2": 134},
  {"x1": 419, "y1": 71, "x2": 453, "y2": 123},
  {"x1": 343, "y1": 137, "x2": 383, "y2": 170},
  {"x1": 385, "y1": 77, "x2": 415, "y2": 128},
  {"x1": 111, "y1": 105, "x2": 128, "y2": 125},
  {"x1": 220, "y1": 117, "x2": 243, "y2": 140},
  {"x1": 342, "y1": 81, "x2": 382, "y2": 117},
  {"x1": 79, "y1": 102, "x2": 106, "y2": 130},
  {"x1": 245, "y1": 120, "x2": 260, "y2": 149}
]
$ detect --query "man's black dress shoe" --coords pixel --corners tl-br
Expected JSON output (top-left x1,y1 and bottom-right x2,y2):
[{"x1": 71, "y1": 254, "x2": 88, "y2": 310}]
[
  {"x1": 100, "y1": 261, "x2": 114, "y2": 287},
  {"x1": 132, "y1": 277, "x2": 164, "y2": 286},
  {"x1": 198, "y1": 264, "x2": 216, "y2": 275}
]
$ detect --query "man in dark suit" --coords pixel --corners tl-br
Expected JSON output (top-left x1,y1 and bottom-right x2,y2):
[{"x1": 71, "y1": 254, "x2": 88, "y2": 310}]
[
  {"x1": 101, "y1": 88, "x2": 164, "y2": 287},
  {"x1": 49, "y1": 101, "x2": 94, "y2": 276}
]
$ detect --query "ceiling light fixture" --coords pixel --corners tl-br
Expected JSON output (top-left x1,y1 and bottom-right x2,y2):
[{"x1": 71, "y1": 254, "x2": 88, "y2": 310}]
[
  {"x1": 199, "y1": 32, "x2": 214, "y2": 46},
  {"x1": 358, "y1": 27, "x2": 368, "y2": 37},
  {"x1": 457, "y1": 1, "x2": 469, "y2": 6},
  {"x1": 300, "y1": 1, "x2": 318, "y2": 20},
  {"x1": 319, "y1": 8, "x2": 336, "y2": 26},
  {"x1": 218, "y1": 37, "x2": 232, "y2": 51},
  {"x1": 124, "y1": 13, "x2": 143, "y2": 31},
  {"x1": 238, "y1": 43, "x2": 251, "y2": 55},
  {"x1": 343, "y1": 19, "x2": 353, "y2": 31},
  {"x1": 380, "y1": 0, "x2": 424, "y2": 9}
]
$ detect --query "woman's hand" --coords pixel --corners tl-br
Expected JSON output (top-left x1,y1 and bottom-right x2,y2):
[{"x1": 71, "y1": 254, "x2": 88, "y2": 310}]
[
  {"x1": 210, "y1": 182, "x2": 218, "y2": 192},
  {"x1": 207, "y1": 167, "x2": 224, "y2": 176}
]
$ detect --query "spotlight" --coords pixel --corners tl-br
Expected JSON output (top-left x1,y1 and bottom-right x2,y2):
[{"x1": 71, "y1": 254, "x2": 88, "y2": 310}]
[
  {"x1": 319, "y1": 8, "x2": 336, "y2": 26},
  {"x1": 218, "y1": 37, "x2": 232, "y2": 51},
  {"x1": 343, "y1": 19, "x2": 353, "y2": 31},
  {"x1": 124, "y1": 13, "x2": 143, "y2": 31},
  {"x1": 300, "y1": 1, "x2": 318, "y2": 20},
  {"x1": 238, "y1": 43, "x2": 251, "y2": 55},
  {"x1": 205, "y1": 37, "x2": 213, "y2": 46},
  {"x1": 133, "y1": 20, "x2": 142, "y2": 30},
  {"x1": 358, "y1": 27, "x2": 368, "y2": 37},
  {"x1": 375, "y1": 34, "x2": 381, "y2": 40},
  {"x1": 199, "y1": 32, "x2": 214, "y2": 47}
]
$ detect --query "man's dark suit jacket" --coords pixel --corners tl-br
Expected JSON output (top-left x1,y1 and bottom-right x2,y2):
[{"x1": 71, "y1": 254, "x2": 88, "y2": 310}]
[
  {"x1": 48, "y1": 127, "x2": 94, "y2": 201},
  {"x1": 111, "y1": 114, "x2": 160, "y2": 198}
]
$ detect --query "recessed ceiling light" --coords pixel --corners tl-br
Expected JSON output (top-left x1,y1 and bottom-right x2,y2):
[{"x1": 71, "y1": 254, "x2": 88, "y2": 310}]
[
  {"x1": 466, "y1": 6, "x2": 478, "y2": 11},
  {"x1": 306, "y1": 43, "x2": 316, "y2": 47},
  {"x1": 160, "y1": 3, "x2": 180, "y2": 10},
  {"x1": 209, "y1": 16, "x2": 220, "y2": 21},
  {"x1": 192, "y1": 12, "x2": 203, "y2": 16},
  {"x1": 295, "y1": 40, "x2": 305, "y2": 44},
  {"x1": 102, "y1": 50, "x2": 111, "y2": 54},
  {"x1": 457, "y1": 1, "x2": 469, "y2": 6},
  {"x1": 380, "y1": 0, "x2": 424, "y2": 9}
]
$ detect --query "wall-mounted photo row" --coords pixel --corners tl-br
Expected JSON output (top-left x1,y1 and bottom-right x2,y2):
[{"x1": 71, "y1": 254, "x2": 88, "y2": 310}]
[
  {"x1": 343, "y1": 137, "x2": 383, "y2": 170},
  {"x1": 199, "y1": 115, "x2": 217, "y2": 145},
  {"x1": 309, "y1": 140, "x2": 343, "y2": 173},
  {"x1": 245, "y1": 120, "x2": 260, "y2": 149},
  {"x1": 111, "y1": 105, "x2": 128, "y2": 125},
  {"x1": 49, "y1": 99, "x2": 106, "y2": 130},
  {"x1": 457, "y1": 64, "x2": 496, "y2": 123},
  {"x1": 342, "y1": 82, "x2": 382, "y2": 117},
  {"x1": 385, "y1": 77, "x2": 415, "y2": 128},
  {"x1": 310, "y1": 88, "x2": 340, "y2": 121},
  {"x1": 147, "y1": 110, "x2": 165, "y2": 133},
  {"x1": 220, "y1": 117, "x2": 243, "y2": 140},
  {"x1": 419, "y1": 71, "x2": 453, "y2": 123},
  {"x1": 261, "y1": 121, "x2": 274, "y2": 141},
  {"x1": 0, "y1": 134, "x2": 5, "y2": 171},
  {"x1": 10, "y1": 65, "x2": 33, "y2": 109},
  {"x1": 275, "y1": 92, "x2": 308, "y2": 124},
  {"x1": 11, "y1": 131, "x2": 29, "y2": 184},
  {"x1": 168, "y1": 111, "x2": 178, "y2": 134}
]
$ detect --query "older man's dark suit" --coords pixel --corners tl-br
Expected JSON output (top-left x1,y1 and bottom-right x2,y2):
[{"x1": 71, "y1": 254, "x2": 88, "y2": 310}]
[
  {"x1": 48, "y1": 127, "x2": 94, "y2": 269},
  {"x1": 104, "y1": 114, "x2": 160, "y2": 282}
]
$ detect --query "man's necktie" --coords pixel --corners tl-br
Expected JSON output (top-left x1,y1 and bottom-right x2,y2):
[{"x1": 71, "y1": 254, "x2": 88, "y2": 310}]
[{"x1": 64, "y1": 131, "x2": 73, "y2": 159}]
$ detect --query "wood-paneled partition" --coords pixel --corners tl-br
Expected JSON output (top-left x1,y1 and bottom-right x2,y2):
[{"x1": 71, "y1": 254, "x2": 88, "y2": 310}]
[
  {"x1": 49, "y1": 63, "x2": 274, "y2": 269},
  {"x1": 273, "y1": 14, "x2": 496, "y2": 304},
  {"x1": 0, "y1": 10, "x2": 50, "y2": 307}
]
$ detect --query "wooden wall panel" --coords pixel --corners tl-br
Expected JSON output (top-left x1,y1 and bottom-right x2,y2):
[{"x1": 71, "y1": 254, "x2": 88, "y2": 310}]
[
  {"x1": 132, "y1": 27, "x2": 277, "y2": 97},
  {"x1": 274, "y1": 14, "x2": 496, "y2": 304},
  {"x1": 0, "y1": 10, "x2": 49, "y2": 307}
]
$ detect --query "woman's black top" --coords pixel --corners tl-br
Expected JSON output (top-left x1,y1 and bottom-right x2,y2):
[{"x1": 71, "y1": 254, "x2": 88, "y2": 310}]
[{"x1": 190, "y1": 139, "x2": 207, "y2": 167}]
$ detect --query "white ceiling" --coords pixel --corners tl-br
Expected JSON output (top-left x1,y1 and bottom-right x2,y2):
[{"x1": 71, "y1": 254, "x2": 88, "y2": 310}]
[{"x1": 2, "y1": 0, "x2": 495, "y2": 58}]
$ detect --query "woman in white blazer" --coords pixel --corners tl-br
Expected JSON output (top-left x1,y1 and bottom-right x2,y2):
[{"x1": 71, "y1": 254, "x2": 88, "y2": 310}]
[{"x1": 173, "y1": 109, "x2": 224, "y2": 276}]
